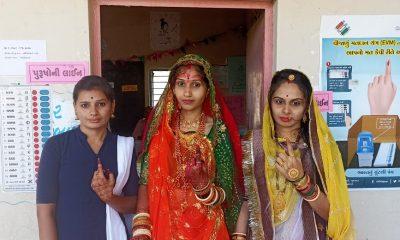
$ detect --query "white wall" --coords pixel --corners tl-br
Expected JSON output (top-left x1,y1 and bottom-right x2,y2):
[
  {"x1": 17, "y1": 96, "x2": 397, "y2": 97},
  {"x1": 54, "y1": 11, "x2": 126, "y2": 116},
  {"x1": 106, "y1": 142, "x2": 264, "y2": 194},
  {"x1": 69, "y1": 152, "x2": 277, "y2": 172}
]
[
  {"x1": 274, "y1": 1, "x2": 400, "y2": 239},
  {"x1": 0, "y1": 0, "x2": 90, "y2": 239}
]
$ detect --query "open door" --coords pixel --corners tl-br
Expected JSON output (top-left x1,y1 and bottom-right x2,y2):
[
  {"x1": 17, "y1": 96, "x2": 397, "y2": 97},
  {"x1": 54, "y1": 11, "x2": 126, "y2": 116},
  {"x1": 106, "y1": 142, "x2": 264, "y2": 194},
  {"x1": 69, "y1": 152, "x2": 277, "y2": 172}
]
[{"x1": 246, "y1": 12, "x2": 265, "y2": 129}]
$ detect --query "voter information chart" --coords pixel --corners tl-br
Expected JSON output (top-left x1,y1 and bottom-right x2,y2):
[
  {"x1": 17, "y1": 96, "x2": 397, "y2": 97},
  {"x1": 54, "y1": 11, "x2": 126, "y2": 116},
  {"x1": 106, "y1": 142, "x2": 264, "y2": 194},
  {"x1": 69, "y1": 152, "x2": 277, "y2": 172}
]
[{"x1": 0, "y1": 86, "x2": 52, "y2": 192}]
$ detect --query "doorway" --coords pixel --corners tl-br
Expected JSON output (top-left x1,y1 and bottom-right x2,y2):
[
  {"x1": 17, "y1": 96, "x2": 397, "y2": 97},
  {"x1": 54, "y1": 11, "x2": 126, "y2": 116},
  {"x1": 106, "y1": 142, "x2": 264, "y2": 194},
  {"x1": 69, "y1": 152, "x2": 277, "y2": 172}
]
[{"x1": 90, "y1": 0, "x2": 273, "y2": 130}]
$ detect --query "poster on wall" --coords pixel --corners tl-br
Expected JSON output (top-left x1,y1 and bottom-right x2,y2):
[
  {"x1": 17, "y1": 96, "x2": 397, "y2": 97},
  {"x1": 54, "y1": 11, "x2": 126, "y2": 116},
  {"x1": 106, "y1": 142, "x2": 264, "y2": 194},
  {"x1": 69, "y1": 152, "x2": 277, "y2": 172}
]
[
  {"x1": 0, "y1": 40, "x2": 46, "y2": 76},
  {"x1": 0, "y1": 85, "x2": 79, "y2": 192},
  {"x1": 150, "y1": 12, "x2": 180, "y2": 51},
  {"x1": 51, "y1": 85, "x2": 79, "y2": 136},
  {"x1": 320, "y1": 15, "x2": 400, "y2": 189}
]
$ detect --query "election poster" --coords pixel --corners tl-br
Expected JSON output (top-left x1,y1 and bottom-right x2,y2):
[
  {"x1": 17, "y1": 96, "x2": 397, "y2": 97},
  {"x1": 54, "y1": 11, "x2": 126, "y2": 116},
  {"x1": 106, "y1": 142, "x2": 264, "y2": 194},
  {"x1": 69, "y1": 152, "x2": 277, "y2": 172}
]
[{"x1": 321, "y1": 15, "x2": 400, "y2": 189}]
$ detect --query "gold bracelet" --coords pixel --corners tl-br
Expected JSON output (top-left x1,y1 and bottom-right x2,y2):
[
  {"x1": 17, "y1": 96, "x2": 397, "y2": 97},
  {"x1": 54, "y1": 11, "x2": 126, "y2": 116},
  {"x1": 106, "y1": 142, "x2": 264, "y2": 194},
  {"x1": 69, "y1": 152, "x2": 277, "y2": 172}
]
[
  {"x1": 132, "y1": 228, "x2": 151, "y2": 238},
  {"x1": 193, "y1": 181, "x2": 211, "y2": 192},
  {"x1": 193, "y1": 182, "x2": 212, "y2": 197},
  {"x1": 232, "y1": 232, "x2": 247, "y2": 240},
  {"x1": 133, "y1": 218, "x2": 152, "y2": 227},
  {"x1": 133, "y1": 212, "x2": 150, "y2": 221},
  {"x1": 294, "y1": 174, "x2": 309, "y2": 188},
  {"x1": 232, "y1": 232, "x2": 247, "y2": 237},
  {"x1": 232, "y1": 236, "x2": 246, "y2": 240},
  {"x1": 133, "y1": 216, "x2": 150, "y2": 225}
]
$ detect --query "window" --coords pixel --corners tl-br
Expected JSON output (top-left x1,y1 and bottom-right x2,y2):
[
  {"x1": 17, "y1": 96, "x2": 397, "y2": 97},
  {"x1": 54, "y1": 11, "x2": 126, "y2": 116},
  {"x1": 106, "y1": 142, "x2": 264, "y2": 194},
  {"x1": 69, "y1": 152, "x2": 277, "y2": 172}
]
[{"x1": 150, "y1": 70, "x2": 170, "y2": 106}]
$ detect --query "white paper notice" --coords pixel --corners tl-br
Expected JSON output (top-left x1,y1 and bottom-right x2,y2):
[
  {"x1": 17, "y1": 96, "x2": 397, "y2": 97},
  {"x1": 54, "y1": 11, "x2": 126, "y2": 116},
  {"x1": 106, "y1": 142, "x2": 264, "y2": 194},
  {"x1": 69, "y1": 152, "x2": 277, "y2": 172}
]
[{"x1": 0, "y1": 40, "x2": 46, "y2": 76}]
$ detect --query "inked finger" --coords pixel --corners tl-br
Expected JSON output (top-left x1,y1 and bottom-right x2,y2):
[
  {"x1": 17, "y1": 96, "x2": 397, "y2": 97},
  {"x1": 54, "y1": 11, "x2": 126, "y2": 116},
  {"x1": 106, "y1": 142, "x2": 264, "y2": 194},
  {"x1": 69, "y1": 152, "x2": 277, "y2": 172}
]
[{"x1": 385, "y1": 59, "x2": 391, "y2": 81}]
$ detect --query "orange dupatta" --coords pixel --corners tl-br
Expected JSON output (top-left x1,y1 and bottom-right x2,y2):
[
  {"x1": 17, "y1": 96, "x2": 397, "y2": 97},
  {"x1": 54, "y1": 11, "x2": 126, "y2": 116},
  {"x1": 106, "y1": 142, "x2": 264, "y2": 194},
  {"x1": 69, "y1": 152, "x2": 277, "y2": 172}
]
[{"x1": 147, "y1": 92, "x2": 229, "y2": 240}]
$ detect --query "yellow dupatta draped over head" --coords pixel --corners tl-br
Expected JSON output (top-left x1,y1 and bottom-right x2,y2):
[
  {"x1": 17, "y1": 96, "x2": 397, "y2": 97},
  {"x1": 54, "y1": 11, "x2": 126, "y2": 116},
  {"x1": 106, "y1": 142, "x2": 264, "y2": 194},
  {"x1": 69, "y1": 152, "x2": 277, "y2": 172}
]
[{"x1": 262, "y1": 70, "x2": 355, "y2": 239}]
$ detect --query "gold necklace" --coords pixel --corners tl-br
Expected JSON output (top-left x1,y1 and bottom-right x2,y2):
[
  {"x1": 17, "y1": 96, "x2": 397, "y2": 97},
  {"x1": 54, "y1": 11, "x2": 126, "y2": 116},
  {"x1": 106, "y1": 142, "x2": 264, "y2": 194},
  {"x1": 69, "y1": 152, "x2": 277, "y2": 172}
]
[
  {"x1": 276, "y1": 129, "x2": 301, "y2": 143},
  {"x1": 180, "y1": 114, "x2": 202, "y2": 131},
  {"x1": 171, "y1": 112, "x2": 206, "y2": 189}
]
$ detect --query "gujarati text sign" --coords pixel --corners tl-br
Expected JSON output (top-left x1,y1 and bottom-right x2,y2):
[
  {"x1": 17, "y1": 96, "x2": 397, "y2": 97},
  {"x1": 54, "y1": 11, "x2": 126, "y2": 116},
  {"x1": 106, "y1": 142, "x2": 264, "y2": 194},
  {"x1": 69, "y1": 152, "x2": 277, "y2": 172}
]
[{"x1": 26, "y1": 61, "x2": 89, "y2": 84}]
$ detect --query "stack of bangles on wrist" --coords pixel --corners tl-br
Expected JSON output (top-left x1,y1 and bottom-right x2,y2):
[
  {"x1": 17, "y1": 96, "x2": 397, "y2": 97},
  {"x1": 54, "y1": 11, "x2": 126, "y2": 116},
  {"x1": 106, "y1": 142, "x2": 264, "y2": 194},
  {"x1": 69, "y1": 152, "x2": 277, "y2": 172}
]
[
  {"x1": 131, "y1": 212, "x2": 152, "y2": 239},
  {"x1": 290, "y1": 173, "x2": 321, "y2": 202},
  {"x1": 232, "y1": 232, "x2": 247, "y2": 240},
  {"x1": 193, "y1": 182, "x2": 226, "y2": 206}
]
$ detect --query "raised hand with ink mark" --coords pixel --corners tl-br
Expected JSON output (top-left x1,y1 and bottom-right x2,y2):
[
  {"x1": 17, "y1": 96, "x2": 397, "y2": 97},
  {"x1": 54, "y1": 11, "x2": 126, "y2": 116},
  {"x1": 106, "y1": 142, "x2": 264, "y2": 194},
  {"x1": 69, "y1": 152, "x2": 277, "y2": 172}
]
[{"x1": 368, "y1": 59, "x2": 397, "y2": 115}]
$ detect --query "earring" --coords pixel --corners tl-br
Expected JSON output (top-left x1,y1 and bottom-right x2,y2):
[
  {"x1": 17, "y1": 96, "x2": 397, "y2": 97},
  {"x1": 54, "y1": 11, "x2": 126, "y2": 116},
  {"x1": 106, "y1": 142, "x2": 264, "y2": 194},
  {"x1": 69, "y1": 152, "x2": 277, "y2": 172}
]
[
  {"x1": 302, "y1": 114, "x2": 307, "y2": 123},
  {"x1": 75, "y1": 116, "x2": 79, "y2": 120},
  {"x1": 111, "y1": 113, "x2": 116, "y2": 119}
]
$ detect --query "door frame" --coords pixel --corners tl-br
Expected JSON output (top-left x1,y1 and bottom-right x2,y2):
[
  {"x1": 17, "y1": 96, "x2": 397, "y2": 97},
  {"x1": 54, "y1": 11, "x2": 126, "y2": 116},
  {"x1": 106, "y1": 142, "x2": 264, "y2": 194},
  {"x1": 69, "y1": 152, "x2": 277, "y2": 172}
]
[{"x1": 89, "y1": 0, "x2": 274, "y2": 128}]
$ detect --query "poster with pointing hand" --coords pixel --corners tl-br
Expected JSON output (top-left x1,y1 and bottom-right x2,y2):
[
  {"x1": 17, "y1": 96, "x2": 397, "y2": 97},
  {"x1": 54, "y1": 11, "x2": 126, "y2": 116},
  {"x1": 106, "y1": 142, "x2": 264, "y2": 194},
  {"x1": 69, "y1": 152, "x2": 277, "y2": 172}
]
[{"x1": 321, "y1": 15, "x2": 400, "y2": 189}]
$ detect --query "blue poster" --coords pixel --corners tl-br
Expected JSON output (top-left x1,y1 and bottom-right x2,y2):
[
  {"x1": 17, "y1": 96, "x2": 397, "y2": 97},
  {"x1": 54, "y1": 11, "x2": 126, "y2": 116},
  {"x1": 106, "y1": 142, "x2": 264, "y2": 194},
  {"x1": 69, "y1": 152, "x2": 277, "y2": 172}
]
[
  {"x1": 321, "y1": 37, "x2": 400, "y2": 141},
  {"x1": 320, "y1": 15, "x2": 400, "y2": 189}
]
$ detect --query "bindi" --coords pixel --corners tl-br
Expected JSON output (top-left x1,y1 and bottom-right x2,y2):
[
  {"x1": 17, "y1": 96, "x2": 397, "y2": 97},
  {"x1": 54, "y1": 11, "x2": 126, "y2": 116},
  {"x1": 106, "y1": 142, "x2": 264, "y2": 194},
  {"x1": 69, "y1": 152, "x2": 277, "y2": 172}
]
[{"x1": 90, "y1": 96, "x2": 94, "y2": 99}]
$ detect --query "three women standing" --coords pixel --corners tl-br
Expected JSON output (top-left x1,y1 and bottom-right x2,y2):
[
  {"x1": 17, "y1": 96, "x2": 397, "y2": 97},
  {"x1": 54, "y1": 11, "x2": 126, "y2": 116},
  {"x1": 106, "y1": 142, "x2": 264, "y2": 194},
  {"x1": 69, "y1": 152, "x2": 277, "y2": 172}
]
[{"x1": 36, "y1": 58, "x2": 354, "y2": 240}]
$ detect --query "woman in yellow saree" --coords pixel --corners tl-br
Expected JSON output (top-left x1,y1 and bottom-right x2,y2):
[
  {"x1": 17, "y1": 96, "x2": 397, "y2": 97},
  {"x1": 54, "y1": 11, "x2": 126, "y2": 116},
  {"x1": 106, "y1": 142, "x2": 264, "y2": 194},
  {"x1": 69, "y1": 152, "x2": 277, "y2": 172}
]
[
  {"x1": 131, "y1": 54, "x2": 248, "y2": 240},
  {"x1": 243, "y1": 69, "x2": 355, "y2": 239}
]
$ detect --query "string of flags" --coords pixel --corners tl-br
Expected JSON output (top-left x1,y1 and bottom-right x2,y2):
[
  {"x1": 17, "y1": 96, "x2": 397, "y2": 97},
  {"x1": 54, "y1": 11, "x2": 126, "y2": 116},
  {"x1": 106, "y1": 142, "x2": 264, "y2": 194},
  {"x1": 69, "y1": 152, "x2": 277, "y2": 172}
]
[{"x1": 126, "y1": 25, "x2": 246, "y2": 62}]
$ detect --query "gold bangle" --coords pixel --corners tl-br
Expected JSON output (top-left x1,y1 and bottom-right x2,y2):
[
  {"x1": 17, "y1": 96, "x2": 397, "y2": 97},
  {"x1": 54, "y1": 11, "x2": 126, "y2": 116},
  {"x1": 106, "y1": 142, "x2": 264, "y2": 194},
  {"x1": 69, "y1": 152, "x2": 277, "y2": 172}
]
[
  {"x1": 295, "y1": 174, "x2": 310, "y2": 190},
  {"x1": 133, "y1": 219, "x2": 151, "y2": 227},
  {"x1": 193, "y1": 181, "x2": 211, "y2": 192},
  {"x1": 133, "y1": 212, "x2": 150, "y2": 221},
  {"x1": 232, "y1": 232, "x2": 247, "y2": 237},
  {"x1": 133, "y1": 216, "x2": 150, "y2": 224},
  {"x1": 232, "y1": 232, "x2": 247, "y2": 240},
  {"x1": 132, "y1": 228, "x2": 151, "y2": 237},
  {"x1": 132, "y1": 224, "x2": 151, "y2": 232},
  {"x1": 232, "y1": 237, "x2": 246, "y2": 240},
  {"x1": 194, "y1": 183, "x2": 212, "y2": 197},
  {"x1": 289, "y1": 171, "x2": 305, "y2": 183}
]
